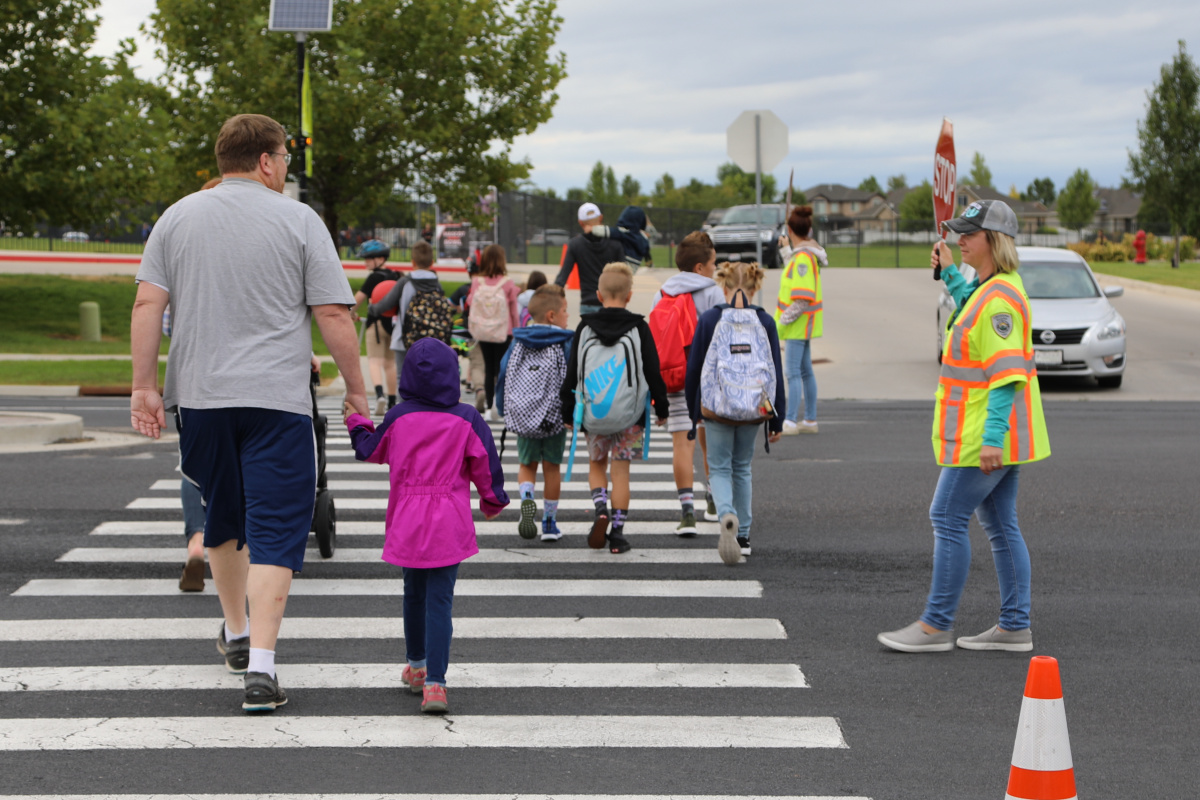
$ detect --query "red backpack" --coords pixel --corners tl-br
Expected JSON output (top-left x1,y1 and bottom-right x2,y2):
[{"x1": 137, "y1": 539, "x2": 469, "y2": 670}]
[{"x1": 648, "y1": 291, "x2": 698, "y2": 392}]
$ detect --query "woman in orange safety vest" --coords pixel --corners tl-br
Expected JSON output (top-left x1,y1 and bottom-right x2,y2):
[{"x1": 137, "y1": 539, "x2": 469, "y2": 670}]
[{"x1": 878, "y1": 200, "x2": 1050, "y2": 654}]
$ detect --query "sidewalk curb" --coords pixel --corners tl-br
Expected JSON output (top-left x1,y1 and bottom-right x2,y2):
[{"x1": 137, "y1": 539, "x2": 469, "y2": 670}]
[
  {"x1": 0, "y1": 385, "x2": 80, "y2": 397},
  {"x1": 1093, "y1": 272, "x2": 1200, "y2": 303}
]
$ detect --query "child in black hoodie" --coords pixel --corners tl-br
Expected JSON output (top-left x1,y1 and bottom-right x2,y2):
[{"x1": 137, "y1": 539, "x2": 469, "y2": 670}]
[{"x1": 562, "y1": 263, "x2": 669, "y2": 554}]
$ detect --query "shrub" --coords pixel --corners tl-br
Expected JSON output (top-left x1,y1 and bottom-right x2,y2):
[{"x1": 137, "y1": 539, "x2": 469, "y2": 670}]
[{"x1": 1067, "y1": 241, "x2": 1134, "y2": 262}]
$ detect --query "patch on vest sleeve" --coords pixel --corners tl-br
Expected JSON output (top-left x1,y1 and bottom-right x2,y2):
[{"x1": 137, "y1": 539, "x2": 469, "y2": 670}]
[{"x1": 991, "y1": 312, "x2": 1013, "y2": 339}]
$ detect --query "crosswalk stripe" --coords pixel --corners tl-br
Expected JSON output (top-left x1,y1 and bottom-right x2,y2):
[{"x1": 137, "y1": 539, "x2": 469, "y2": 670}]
[
  {"x1": 89, "y1": 520, "x2": 718, "y2": 536},
  {"x1": 0, "y1": 662, "x2": 808, "y2": 691},
  {"x1": 59, "y1": 547, "x2": 731, "y2": 564},
  {"x1": 0, "y1": 715, "x2": 848, "y2": 750},
  {"x1": 0, "y1": 616, "x2": 786, "y2": 641},
  {"x1": 127, "y1": 497, "x2": 687, "y2": 511},
  {"x1": 147, "y1": 479, "x2": 703, "y2": 493},
  {"x1": 13, "y1": 578, "x2": 763, "y2": 598}
]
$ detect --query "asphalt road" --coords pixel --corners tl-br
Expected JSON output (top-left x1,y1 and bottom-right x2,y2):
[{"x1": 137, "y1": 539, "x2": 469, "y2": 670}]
[{"x1": 0, "y1": 396, "x2": 1196, "y2": 799}]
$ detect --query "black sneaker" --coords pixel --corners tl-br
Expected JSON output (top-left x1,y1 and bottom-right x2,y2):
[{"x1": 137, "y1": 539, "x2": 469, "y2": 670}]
[
  {"x1": 243, "y1": 671, "x2": 288, "y2": 712},
  {"x1": 608, "y1": 531, "x2": 631, "y2": 554},
  {"x1": 216, "y1": 623, "x2": 249, "y2": 674},
  {"x1": 588, "y1": 511, "x2": 609, "y2": 549},
  {"x1": 518, "y1": 498, "x2": 538, "y2": 539},
  {"x1": 737, "y1": 536, "x2": 752, "y2": 557}
]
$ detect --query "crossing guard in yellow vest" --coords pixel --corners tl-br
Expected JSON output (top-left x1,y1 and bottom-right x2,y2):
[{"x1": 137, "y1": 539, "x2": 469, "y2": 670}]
[
  {"x1": 774, "y1": 249, "x2": 823, "y2": 339},
  {"x1": 934, "y1": 270, "x2": 1050, "y2": 467}
]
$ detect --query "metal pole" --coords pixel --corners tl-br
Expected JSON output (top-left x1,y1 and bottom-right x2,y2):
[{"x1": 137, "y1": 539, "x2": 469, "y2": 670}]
[
  {"x1": 754, "y1": 114, "x2": 763, "y2": 268},
  {"x1": 895, "y1": 219, "x2": 900, "y2": 268},
  {"x1": 295, "y1": 32, "x2": 307, "y2": 206},
  {"x1": 542, "y1": 198, "x2": 548, "y2": 265}
]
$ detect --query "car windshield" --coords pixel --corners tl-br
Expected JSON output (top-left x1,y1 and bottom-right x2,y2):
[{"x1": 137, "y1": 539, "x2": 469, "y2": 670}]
[
  {"x1": 1018, "y1": 260, "x2": 1099, "y2": 299},
  {"x1": 721, "y1": 207, "x2": 783, "y2": 225}
]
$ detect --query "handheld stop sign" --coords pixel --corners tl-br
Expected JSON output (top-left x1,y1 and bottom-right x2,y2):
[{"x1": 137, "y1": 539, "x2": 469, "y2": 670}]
[{"x1": 932, "y1": 118, "x2": 956, "y2": 280}]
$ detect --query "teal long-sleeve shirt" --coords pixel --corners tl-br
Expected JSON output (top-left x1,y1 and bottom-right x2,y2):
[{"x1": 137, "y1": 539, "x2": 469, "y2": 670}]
[{"x1": 941, "y1": 263, "x2": 1017, "y2": 450}]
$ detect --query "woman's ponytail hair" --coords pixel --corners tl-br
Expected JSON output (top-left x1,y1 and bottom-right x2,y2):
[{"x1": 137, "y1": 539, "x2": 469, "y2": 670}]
[{"x1": 787, "y1": 205, "x2": 814, "y2": 238}]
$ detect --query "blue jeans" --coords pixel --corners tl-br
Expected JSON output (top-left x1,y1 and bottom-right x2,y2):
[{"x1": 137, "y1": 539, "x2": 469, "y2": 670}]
[
  {"x1": 921, "y1": 466, "x2": 1031, "y2": 632},
  {"x1": 784, "y1": 339, "x2": 817, "y2": 423},
  {"x1": 402, "y1": 563, "x2": 460, "y2": 686},
  {"x1": 704, "y1": 420, "x2": 758, "y2": 537},
  {"x1": 181, "y1": 477, "x2": 205, "y2": 540}
]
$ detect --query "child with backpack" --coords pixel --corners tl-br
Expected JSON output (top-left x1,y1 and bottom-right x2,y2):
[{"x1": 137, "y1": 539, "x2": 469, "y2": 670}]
[
  {"x1": 368, "y1": 241, "x2": 455, "y2": 394},
  {"x1": 467, "y1": 244, "x2": 520, "y2": 420},
  {"x1": 562, "y1": 262, "x2": 669, "y2": 554},
  {"x1": 495, "y1": 284, "x2": 574, "y2": 541},
  {"x1": 516, "y1": 270, "x2": 548, "y2": 328},
  {"x1": 685, "y1": 262, "x2": 785, "y2": 566},
  {"x1": 648, "y1": 231, "x2": 725, "y2": 536},
  {"x1": 345, "y1": 337, "x2": 509, "y2": 713}
]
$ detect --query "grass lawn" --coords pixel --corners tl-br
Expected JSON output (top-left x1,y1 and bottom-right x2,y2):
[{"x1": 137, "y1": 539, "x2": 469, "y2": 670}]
[
  {"x1": 1088, "y1": 261, "x2": 1200, "y2": 292},
  {"x1": 0, "y1": 360, "x2": 166, "y2": 386}
]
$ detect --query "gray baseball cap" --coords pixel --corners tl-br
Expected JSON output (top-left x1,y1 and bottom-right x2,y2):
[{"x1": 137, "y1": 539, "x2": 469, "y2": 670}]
[{"x1": 943, "y1": 199, "x2": 1018, "y2": 238}]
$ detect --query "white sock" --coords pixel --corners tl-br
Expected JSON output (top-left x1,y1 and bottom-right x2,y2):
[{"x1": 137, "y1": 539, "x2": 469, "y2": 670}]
[
  {"x1": 248, "y1": 647, "x2": 275, "y2": 678},
  {"x1": 225, "y1": 621, "x2": 248, "y2": 641}
]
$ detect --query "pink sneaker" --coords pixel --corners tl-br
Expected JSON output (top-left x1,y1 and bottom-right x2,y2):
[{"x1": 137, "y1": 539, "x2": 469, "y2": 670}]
[
  {"x1": 401, "y1": 665, "x2": 426, "y2": 694},
  {"x1": 421, "y1": 683, "x2": 448, "y2": 713}
]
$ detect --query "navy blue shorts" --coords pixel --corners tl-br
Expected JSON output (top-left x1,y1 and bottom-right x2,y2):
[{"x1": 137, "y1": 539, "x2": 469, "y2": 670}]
[{"x1": 177, "y1": 407, "x2": 316, "y2": 572}]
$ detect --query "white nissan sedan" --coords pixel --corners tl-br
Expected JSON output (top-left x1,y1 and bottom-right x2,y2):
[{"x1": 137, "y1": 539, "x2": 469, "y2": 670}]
[{"x1": 937, "y1": 246, "x2": 1127, "y2": 388}]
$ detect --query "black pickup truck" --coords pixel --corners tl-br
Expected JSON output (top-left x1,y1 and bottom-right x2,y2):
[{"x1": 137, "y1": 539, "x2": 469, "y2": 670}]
[{"x1": 705, "y1": 204, "x2": 788, "y2": 268}]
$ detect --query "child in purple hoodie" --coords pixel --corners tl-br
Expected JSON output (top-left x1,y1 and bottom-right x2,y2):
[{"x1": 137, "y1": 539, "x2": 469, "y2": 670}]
[{"x1": 345, "y1": 337, "x2": 509, "y2": 713}]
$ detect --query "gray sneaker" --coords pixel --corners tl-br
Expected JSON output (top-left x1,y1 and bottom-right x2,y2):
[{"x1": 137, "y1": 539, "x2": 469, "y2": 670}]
[
  {"x1": 717, "y1": 512, "x2": 741, "y2": 566},
  {"x1": 877, "y1": 621, "x2": 954, "y2": 653},
  {"x1": 956, "y1": 625, "x2": 1033, "y2": 652}
]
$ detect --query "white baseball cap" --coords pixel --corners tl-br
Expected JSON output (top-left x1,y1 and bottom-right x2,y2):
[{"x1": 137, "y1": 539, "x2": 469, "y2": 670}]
[{"x1": 577, "y1": 202, "x2": 602, "y2": 222}]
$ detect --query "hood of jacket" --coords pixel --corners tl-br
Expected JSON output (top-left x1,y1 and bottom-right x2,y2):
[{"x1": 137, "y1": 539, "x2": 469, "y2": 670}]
[
  {"x1": 580, "y1": 307, "x2": 644, "y2": 346},
  {"x1": 575, "y1": 231, "x2": 616, "y2": 253},
  {"x1": 617, "y1": 206, "x2": 647, "y2": 232},
  {"x1": 409, "y1": 269, "x2": 442, "y2": 293},
  {"x1": 512, "y1": 324, "x2": 576, "y2": 349},
  {"x1": 660, "y1": 272, "x2": 717, "y2": 296},
  {"x1": 399, "y1": 338, "x2": 461, "y2": 406}
]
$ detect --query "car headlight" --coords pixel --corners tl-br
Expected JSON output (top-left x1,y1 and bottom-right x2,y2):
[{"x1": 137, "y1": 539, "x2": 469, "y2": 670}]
[
  {"x1": 761, "y1": 229, "x2": 775, "y2": 241},
  {"x1": 1096, "y1": 313, "x2": 1125, "y2": 341}
]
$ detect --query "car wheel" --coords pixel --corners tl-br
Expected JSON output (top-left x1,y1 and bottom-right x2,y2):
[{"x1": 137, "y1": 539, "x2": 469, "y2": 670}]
[{"x1": 1097, "y1": 375, "x2": 1123, "y2": 389}]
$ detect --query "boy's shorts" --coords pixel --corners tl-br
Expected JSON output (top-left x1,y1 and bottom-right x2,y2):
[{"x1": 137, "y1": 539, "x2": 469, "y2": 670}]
[
  {"x1": 177, "y1": 406, "x2": 316, "y2": 573},
  {"x1": 517, "y1": 430, "x2": 567, "y2": 466},
  {"x1": 586, "y1": 424, "x2": 644, "y2": 462},
  {"x1": 364, "y1": 320, "x2": 391, "y2": 360}
]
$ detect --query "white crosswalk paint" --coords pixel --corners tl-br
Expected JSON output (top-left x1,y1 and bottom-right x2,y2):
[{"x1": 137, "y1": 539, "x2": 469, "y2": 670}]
[
  {"x1": 13, "y1": 578, "x2": 762, "y2": 598},
  {"x1": 127, "y1": 497, "x2": 687, "y2": 510},
  {"x1": 59, "y1": 547, "x2": 731, "y2": 564},
  {"x1": 88, "y1": 520, "x2": 719, "y2": 536},
  {"x1": 0, "y1": 715, "x2": 848, "y2": 750},
  {"x1": 0, "y1": 616, "x2": 786, "y2": 641},
  {"x1": 0, "y1": 662, "x2": 808, "y2": 691},
  {"x1": 147, "y1": 479, "x2": 703, "y2": 493}
]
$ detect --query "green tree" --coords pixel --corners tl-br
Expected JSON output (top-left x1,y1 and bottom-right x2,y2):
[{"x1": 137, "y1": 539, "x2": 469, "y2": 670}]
[
  {"x1": 621, "y1": 174, "x2": 641, "y2": 203},
  {"x1": 1056, "y1": 169, "x2": 1100, "y2": 232},
  {"x1": 0, "y1": 1, "x2": 166, "y2": 232},
  {"x1": 887, "y1": 174, "x2": 908, "y2": 192},
  {"x1": 147, "y1": 0, "x2": 565, "y2": 238},
  {"x1": 857, "y1": 176, "x2": 882, "y2": 194},
  {"x1": 1128, "y1": 40, "x2": 1200, "y2": 266},
  {"x1": 1022, "y1": 177, "x2": 1056, "y2": 206},
  {"x1": 715, "y1": 162, "x2": 777, "y2": 204},
  {"x1": 898, "y1": 180, "x2": 934, "y2": 228},
  {"x1": 585, "y1": 161, "x2": 621, "y2": 204},
  {"x1": 967, "y1": 152, "x2": 994, "y2": 188},
  {"x1": 565, "y1": 187, "x2": 586, "y2": 203}
]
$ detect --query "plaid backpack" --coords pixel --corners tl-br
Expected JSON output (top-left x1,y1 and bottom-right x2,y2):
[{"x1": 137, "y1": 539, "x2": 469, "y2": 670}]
[
  {"x1": 402, "y1": 285, "x2": 455, "y2": 348},
  {"x1": 502, "y1": 339, "x2": 568, "y2": 438}
]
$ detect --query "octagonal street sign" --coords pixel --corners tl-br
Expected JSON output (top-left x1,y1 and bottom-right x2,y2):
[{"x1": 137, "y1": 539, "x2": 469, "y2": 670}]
[{"x1": 727, "y1": 110, "x2": 788, "y2": 173}]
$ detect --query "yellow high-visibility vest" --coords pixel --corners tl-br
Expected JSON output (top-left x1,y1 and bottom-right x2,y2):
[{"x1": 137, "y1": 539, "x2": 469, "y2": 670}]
[
  {"x1": 775, "y1": 250, "x2": 823, "y2": 339},
  {"x1": 933, "y1": 271, "x2": 1050, "y2": 467}
]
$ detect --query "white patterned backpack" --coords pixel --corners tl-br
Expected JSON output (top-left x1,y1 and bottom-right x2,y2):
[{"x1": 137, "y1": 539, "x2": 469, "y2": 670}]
[{"x1": 699, "y1": 307, "x2": 777, "y2": 425}]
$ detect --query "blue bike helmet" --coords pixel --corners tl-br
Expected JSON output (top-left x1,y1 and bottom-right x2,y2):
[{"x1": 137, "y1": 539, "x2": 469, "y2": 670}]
[{"x1": 357, "y1": 239, "x2": 390, "y2": 261}]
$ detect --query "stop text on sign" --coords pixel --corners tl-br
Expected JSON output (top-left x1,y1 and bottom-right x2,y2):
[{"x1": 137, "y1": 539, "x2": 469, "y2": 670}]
[{"x1": 934, "y1": 154, "x2": 956, "y2": 204}]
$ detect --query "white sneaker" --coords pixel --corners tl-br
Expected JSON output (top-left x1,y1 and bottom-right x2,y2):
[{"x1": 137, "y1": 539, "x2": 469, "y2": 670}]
[
  {"x1": 374, "y1": 397, "x2": 387, "y2": 417},
  {"x1": 798, "y1": 421, "x2": 819, "y2": 434},
  {"x1": 485, "y1": 407, "x2": 497, "y2": 422},
  {"x1": 781, "y1": 420, "x2": 799, "y2": 436}
]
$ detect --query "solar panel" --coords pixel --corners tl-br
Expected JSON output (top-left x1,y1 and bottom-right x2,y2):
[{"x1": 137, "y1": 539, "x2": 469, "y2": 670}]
[{"x1": 268, "y1": 0, "x2": 333, "y2": 32}]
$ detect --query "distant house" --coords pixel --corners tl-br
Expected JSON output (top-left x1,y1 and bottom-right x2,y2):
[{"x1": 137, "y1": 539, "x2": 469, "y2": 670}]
[
  {"x1": 805, "y1": 184, "x2": 892, "y2": 230},
  {"x1": 1092, "y1": 187, "x2": 1142, "y2": 235},
  {"x1": 957, "y1": 185, "x2": 1051, "y2": 231}
]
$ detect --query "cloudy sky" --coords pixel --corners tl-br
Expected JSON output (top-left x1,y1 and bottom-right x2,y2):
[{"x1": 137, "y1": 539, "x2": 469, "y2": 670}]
[{"x1": 94, "y1": 0, "x2": 1200, "y2": 196}]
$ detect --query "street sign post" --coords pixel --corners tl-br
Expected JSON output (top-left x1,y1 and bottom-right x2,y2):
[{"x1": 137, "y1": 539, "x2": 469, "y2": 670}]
[
  {"x1": 727, "y1": 110, "x2": 788, "y2": 268},
  {"x1": 268, "y1": 0, "x2": 334, "y2": 206},
  {"x1": 932, "y1": 117, "x2": 956, "y2": 280}
]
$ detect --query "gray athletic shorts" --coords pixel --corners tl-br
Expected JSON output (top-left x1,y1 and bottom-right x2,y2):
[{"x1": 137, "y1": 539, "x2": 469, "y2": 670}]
[{"x1": 667, "y1": 392, "x2": 693, "y2": 433}]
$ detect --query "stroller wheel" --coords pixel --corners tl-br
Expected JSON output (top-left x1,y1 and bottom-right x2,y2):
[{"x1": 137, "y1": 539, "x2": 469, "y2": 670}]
[{"x1": 314, "y1": 490, "x2": 336, "y2": 559}]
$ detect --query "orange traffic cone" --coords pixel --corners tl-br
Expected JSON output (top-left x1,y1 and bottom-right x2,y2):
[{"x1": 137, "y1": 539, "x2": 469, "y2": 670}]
[
  {"x1": 563, "y1": 243, "x2": 580, "y2": 289},
  {"x1": 1006, "y1": 656, "x2": 1077, "y2": 800}
]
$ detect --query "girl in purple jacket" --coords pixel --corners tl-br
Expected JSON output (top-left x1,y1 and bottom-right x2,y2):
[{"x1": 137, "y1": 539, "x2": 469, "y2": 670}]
[{"x1": 346, "y1": 337, "x2": 509, "y2": 713}]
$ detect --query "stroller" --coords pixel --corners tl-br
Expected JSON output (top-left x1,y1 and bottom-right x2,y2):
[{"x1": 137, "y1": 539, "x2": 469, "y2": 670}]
[{"x1": 309, "y1": 367, "x2": 336, "y2": 558}]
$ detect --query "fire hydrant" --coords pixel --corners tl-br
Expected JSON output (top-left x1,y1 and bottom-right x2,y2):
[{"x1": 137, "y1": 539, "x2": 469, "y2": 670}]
[{"x1": 1133, "y1": 229, "x2": 1147, "y2": 263}]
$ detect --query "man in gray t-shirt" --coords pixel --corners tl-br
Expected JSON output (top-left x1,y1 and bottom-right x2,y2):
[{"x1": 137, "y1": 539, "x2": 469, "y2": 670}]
[{"x1": 130, "y1": 113, "x2": 367, "y2": 713}]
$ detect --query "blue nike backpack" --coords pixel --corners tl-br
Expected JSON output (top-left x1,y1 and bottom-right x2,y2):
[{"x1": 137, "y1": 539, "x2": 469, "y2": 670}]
[{"x1": 575, "y1": 326, "x2": 648, "y2": 436}]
